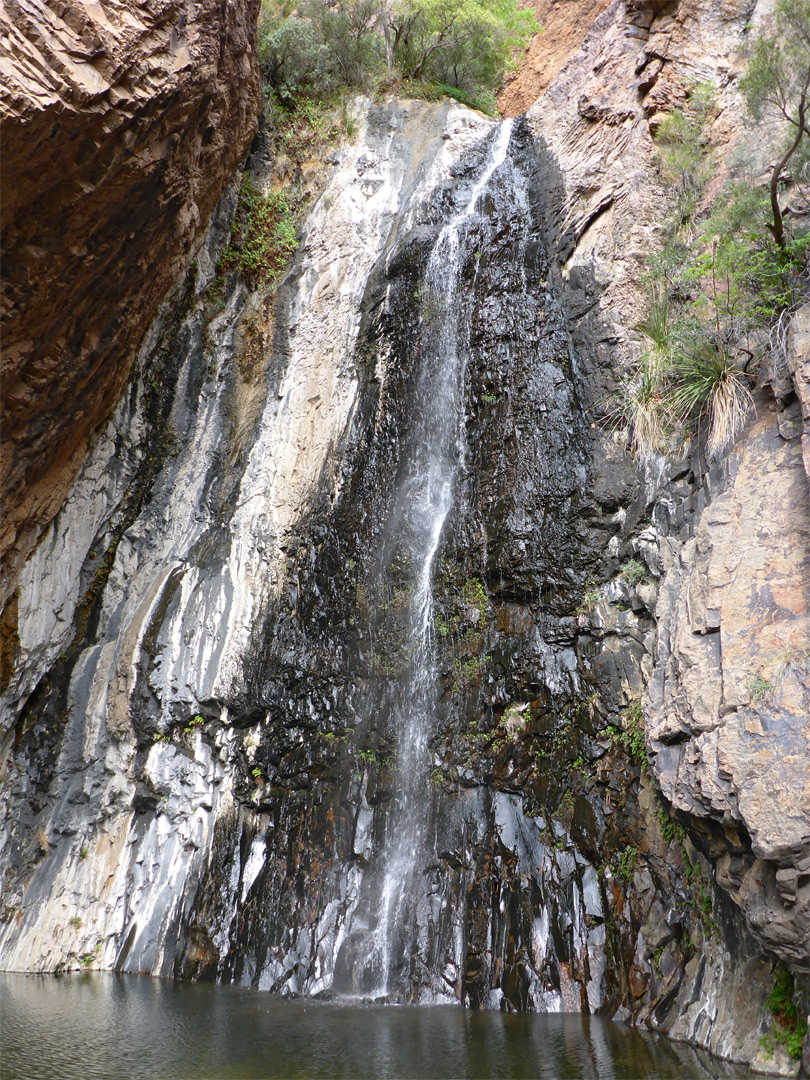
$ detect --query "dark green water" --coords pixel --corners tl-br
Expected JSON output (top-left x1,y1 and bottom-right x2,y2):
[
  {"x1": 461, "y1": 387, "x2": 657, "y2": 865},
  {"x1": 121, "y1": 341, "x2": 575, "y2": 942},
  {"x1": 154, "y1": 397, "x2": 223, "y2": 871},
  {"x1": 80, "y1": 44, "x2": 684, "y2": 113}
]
[{"x1": 0, "y1": 972, "x2": 751, "y2": 1079}]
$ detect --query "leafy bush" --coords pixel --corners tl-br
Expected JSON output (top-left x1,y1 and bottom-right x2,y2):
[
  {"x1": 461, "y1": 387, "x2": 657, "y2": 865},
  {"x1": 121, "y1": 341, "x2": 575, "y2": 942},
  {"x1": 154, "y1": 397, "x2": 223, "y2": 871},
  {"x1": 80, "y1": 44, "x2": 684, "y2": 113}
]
[
  {"x1": 258, "y1": 0, "x2": 537, "y2": 109},
  {"x1": 393, "y1": 0, "x2": 537, "y2": 93}
]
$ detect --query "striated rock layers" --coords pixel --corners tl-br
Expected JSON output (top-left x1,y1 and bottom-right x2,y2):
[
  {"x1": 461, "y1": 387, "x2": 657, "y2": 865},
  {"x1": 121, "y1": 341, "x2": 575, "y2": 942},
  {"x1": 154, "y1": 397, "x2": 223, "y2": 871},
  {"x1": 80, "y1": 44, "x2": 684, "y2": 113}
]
[
  {"x1": 2, "y1": 0, "x2": 810, "y2": 1072},
  {"x1": 0, "y1": 0, "x2": 261, "y2": 608}
]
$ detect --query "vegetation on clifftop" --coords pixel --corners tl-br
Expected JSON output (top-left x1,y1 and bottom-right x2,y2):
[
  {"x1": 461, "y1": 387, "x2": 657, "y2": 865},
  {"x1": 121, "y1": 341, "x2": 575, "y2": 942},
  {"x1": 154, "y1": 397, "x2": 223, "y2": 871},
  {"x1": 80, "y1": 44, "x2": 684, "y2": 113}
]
[
  {"x1": 212, "y1": 0, "x2": 537, "y2": 295},
  {"x1": 258, "y1": 0, "x2": 538, "y2": 115}
]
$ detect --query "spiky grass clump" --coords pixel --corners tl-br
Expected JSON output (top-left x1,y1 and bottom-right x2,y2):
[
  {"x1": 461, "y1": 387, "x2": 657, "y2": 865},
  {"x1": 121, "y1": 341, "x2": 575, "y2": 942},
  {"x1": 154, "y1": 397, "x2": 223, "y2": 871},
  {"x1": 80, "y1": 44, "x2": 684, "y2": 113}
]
[
  {"x1": 613, "y1": 351, "x2": 677, "y2": 461},
  {"x1": 671, "y1": 343, "x2": 754, "y2": 458},
  {"x1": 635, "y1": 292, "x2": 671, "y2": 350}
]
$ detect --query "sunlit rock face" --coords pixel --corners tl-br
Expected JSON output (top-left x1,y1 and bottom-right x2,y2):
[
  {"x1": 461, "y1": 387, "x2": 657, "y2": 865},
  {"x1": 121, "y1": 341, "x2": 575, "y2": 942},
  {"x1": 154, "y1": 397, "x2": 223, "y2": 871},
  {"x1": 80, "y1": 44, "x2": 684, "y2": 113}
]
[{"x1": 0, "y1": 0, "x2": 261, "y2": 607}]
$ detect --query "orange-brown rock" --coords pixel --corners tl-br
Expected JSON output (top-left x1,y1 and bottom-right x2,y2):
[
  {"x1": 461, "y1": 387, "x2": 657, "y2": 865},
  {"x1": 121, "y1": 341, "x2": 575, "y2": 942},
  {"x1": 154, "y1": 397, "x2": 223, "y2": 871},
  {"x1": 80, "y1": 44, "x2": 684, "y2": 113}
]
[
  {"x1": 498, "y1": 0, "x2": 612, "y2": 119},
  {"x1": 0, "y1": 0, "x2": 261, "y2": 606}
]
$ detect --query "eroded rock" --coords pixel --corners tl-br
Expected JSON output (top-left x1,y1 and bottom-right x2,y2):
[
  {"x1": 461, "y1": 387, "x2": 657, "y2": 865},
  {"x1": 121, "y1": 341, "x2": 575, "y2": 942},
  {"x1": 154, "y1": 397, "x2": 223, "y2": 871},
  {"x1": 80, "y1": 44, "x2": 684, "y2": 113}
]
[{"x1": 0, "y1": 0, "x2": 261, "y2": 606}]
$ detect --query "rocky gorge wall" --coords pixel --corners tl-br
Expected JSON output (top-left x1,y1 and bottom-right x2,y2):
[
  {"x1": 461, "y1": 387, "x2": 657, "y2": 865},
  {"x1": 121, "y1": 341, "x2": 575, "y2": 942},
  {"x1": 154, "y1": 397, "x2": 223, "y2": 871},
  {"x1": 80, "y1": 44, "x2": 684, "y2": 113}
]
[
  {"x1": 0, "y1": 0, "x2": 261, "y2": 611},
  {"x1": 1, "y1": 0, "x2": 810, "y2": 1075}
]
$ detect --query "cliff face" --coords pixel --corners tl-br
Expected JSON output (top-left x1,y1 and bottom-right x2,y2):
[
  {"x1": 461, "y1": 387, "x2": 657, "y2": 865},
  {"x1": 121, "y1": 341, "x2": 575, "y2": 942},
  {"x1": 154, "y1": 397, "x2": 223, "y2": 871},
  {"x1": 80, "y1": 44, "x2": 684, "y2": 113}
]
[
  {"x1": 523, "y1": 0, "x2": 810, "y2": 982},
  {"x1": 2, "y1": 0, "x2": 810, "y2": 1073},
  {"x1": 0, "y1": 0, "x2": 261, "y2": 610}
]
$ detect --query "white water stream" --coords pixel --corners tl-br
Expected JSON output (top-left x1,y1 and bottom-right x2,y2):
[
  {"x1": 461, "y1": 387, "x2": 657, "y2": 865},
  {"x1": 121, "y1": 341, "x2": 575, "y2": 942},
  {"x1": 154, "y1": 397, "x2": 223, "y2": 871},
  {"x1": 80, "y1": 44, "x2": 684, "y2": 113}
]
[{"x1": 358, "y1": 120, "x2": 515, "y2": 995}]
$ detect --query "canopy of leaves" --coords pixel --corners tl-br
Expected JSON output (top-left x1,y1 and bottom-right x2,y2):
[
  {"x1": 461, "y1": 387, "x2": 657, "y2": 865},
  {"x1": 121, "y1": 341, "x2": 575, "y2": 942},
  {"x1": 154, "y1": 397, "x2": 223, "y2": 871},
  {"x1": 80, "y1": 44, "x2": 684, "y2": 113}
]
[
  {"x1": 257, "y1": 0, "x2": 538, "y2": 106},
  {"x1": 740, "y1": 0, "x2": 810, "y2": 126}
]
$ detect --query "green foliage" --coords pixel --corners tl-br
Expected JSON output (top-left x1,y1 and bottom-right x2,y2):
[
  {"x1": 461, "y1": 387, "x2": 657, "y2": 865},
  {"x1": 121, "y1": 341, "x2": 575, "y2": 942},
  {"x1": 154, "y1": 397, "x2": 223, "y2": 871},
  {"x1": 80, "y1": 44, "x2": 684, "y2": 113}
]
[
  {"x1": 739, "y1": 1, "x2": 810, "y2": 249},
  {"x1": 611, "y1": 63, "x2": 810, "y2": 463},
  {"x1": 620, "y1": 558, "x2": 648, "y2": 586},
  {"x1": 401, "y1": 79, "x2": 497, "y2": 115},
  {"x1": 765, "y1": 967, "x2": 808, "y2": 1060},
  {"x1": 462, "y1": 576, "x2": 487, "y2": 619},
  {"x1": 654, "y1": 81, "x2": 717, "y2": 216},
  {"x1": 429, "y1": 766, "x2": 444, "y2": 787},
  {"x1": 258, "y1": 0, "x2": 383, "y2": 104},
  {"x1": 360, "y1": 747, "x2": 390, "y2": 766},
  {"x1": 609, "y1": 701, "x2": 646, "y2": 766},
  {"x1": 748, "y1": 674, "x2": 774, "y2": 699},
  {"x1": 616, "y1": 845, "x2": 638, "y2": 883},
  {"x1": 258, "y1": 0, "x2": 537, "y2": 109},
  {"x1": 219, "y1": 177, "x2": 298, "y2": 286},
  {"x1": 576, "y1": 579, "x2": 600, "y2": 613},
  {"x1": 669, "y1": 342, "x2": 755, "y2": 459},
  {"x1": 392, "y1": 0, "x2": 537, "y2": 94}
]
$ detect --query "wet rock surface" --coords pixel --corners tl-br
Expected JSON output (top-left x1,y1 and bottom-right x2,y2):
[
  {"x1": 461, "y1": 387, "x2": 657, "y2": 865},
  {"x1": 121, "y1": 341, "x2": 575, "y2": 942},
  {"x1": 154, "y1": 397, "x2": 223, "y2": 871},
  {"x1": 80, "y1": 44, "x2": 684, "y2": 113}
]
[{"x1": 2, "y1": 0, "x2": 810, "y2": 1072}]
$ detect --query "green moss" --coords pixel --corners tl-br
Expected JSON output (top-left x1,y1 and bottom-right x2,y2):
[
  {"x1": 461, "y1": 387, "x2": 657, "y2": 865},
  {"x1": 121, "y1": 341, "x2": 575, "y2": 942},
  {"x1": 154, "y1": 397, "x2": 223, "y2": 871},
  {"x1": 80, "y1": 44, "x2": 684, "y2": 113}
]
[{"x1": 765, "y1": 968, "x2": 807, "y2": 1060}]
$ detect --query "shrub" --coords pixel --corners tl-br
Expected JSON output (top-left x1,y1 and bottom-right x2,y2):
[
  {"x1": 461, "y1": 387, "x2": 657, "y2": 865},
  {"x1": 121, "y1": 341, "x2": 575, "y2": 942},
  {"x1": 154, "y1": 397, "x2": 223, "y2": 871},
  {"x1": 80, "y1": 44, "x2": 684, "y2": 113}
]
[
  {"x1": 621, "y1": 559, "x2": 648, "y2": 586},
  {"x1": 258, "y1": 0, "x2": 537, "y2": 108},
  {"x1": 670, "y1": 342, "x2": 755, "y2": 458}
]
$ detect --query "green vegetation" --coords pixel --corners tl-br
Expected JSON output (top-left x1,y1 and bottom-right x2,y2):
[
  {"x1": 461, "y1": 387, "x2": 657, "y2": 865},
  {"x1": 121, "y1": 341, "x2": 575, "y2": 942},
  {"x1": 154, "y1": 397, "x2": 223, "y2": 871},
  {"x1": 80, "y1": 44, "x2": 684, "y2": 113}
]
[
  {"x1": 360, "y1": 747, "x2": 390, "y2": 766},
  {"x1": 620, "y1": 558, "x2": 648, "y2": 586},
  {"x1": 656, "y1": 797, "x2": 717, "y2": 936},
  {"x1": 429, "y1": 766, "x2": 444, "y2": 787},
  {"x1": 258, "y1": 0, "x2": 538, "y2": 111},
  {"x1": 601, "y1": 700, "x2": 646, "y2": 766},
  {"x1": 740, "y1": 1, "x2": 810, "y2": 250},
  {"x1": 183, "y1": 714, "x2": 205, "y2": 735},
  {"x1": 613, "y1": 10, "x2": 810, "y2": 462},
  {"x1": 219, "y1": 179, "x2": 297, "y2": 286},
  {"x1": 748, "y1": 674, "x2": 774, "y2": 699},
  {"x1": 576, "y1": 579, "x2": 600, "y2": 614},
  {"x1": 616, "y1": 845, "x2": 638, "y2": 884},
  {"x1": 763, "y1": 967, "x2": 808, "y2": 1059}
]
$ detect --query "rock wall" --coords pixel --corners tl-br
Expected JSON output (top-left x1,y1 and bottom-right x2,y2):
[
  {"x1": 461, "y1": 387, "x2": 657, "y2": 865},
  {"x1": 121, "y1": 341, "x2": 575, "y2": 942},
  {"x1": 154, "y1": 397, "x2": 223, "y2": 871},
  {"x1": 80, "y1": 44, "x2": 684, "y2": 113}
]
[
  {"x1": 2, "y1": 0, "x2": 810, "y2": 1073},
  {"x1": 0, "y1": 0, "x2": 261, "y2": 609}
]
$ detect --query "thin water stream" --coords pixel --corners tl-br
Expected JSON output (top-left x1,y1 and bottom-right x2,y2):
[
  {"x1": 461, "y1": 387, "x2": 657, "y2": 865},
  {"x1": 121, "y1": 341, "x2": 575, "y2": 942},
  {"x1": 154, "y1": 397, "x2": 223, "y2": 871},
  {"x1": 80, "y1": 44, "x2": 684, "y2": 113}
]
[{"x1": 338, "y1": 122, "x2": 515, "y2": 997}]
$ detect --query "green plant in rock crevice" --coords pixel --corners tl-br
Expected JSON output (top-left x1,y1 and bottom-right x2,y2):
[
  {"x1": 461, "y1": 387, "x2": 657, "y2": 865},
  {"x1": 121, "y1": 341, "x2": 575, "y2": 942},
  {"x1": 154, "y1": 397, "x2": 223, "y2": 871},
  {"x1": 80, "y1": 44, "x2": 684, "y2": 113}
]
[
  {"x1": 620, "y1": 558, "x2": 648, "y2": 586},
  {"x1": 763, "y1": 967, "x2": 808, "y2": 1059},
  {"x1": 219, "y1": 177, "x2": 298, "y2": 287}
]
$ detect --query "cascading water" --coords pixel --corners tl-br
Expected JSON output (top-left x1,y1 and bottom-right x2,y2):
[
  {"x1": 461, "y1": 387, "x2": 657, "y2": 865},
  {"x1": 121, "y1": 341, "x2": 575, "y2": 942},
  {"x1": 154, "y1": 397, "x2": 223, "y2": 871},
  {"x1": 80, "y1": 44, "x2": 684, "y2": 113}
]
[
  {"x1": 2, "y1": 100, "x2": 609, "y2": 1020},
  {"x1": 338, "y1": 120, "x2": 515, "y2": 997}
]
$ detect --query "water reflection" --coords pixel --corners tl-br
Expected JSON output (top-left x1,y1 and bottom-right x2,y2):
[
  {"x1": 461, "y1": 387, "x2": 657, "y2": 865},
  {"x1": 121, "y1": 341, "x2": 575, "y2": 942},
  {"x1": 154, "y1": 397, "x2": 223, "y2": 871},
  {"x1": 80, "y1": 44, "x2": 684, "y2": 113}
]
[{"x1": 1, "y1": 972, "x2": 751, "y2": 1079}]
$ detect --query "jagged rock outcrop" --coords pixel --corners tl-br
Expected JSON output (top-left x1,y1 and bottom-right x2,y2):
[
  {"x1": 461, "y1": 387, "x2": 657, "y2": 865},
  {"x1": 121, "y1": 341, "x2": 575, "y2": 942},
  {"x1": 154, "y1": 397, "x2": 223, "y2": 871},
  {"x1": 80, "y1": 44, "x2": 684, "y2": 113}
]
[
  {"x1": 522, "y1": 0, "x2": 810, "y2": 1060},
  {"x1": 648, "y1": 393, "x2": 810, "y2": 972},
  {"x1": 0, "y1": 0, "x2": 261, "y2": 609}
]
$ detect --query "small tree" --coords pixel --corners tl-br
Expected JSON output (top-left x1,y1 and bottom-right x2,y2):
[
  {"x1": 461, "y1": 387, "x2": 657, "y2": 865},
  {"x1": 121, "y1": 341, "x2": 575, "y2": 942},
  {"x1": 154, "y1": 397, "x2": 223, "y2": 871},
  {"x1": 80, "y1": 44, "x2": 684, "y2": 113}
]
[
  {"x1": 393, "y1": 0, "x2": 537, "y2": 92},
  {"x1": 740, "y1": 0, "x2": 810, "y2": 249}
]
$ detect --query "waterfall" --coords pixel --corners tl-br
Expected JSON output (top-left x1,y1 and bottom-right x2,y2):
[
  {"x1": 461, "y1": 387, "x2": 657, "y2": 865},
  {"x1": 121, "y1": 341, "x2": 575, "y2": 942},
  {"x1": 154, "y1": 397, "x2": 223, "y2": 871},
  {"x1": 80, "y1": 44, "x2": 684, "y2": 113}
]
[{"x1": 338, "y1": 120, "x2": 515, "y2": 998}]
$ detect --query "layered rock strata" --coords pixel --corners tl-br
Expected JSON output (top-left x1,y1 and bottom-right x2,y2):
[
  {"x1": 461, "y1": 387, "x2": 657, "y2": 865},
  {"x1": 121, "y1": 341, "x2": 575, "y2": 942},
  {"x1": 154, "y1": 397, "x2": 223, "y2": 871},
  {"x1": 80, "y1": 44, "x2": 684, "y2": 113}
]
[
  {"x1": 2, "y1": 0, "x2": 810, "y2": 1072},
  {"x1": 0, "y1": 0, "x2": 261, "y2": 608}
]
